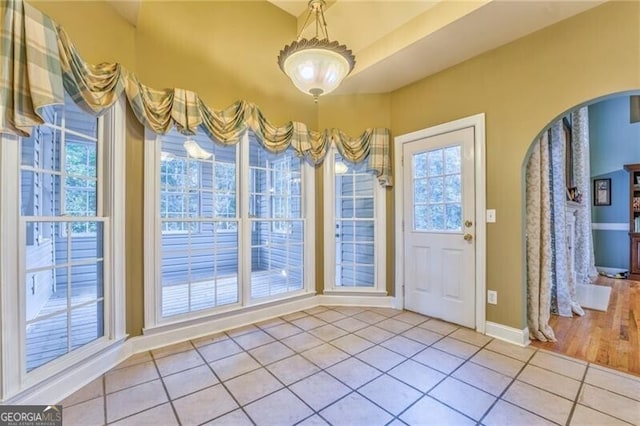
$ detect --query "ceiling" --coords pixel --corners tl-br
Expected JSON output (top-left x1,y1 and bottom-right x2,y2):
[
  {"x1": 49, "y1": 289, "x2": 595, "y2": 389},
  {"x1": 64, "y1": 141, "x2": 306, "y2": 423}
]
[{"x1": 107, "y1": 0, "x2": 605, "y2": 95}]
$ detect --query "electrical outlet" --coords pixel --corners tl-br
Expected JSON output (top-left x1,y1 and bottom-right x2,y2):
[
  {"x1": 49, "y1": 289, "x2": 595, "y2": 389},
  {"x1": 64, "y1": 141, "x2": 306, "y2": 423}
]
[{"x1": 487, "y1": 290, "x2": 498, "y2": 305}]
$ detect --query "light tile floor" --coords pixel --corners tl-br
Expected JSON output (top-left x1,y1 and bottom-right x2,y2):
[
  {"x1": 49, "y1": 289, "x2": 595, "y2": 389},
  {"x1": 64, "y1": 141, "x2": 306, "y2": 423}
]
[{"x1": 60, "y1": 306, "x2": 640, "y2": 425}]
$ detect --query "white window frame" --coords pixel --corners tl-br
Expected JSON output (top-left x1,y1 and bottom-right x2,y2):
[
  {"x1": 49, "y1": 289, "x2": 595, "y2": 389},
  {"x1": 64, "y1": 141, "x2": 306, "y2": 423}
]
[
  {"x1": 0, "y1": 96, "x2": 126, "y2": 400},
  {"x1": 270, "y1": 156, "x2": 293, "y2": 234},
  {"x1": 323, "y1": 146, "x2": 386, "y2": 295},
  {"x1": 159, "y1": 155, "x2": 201, "y2": 234},
  {"x1": 212, "y1": 161, "x2": 237, "y2": 232},
  {"x1": 60, "y1": 137, "x2": 99, "y2": 237},
  {"x1": 144, "y1": 131, "x2": 315, "y2": 330}
]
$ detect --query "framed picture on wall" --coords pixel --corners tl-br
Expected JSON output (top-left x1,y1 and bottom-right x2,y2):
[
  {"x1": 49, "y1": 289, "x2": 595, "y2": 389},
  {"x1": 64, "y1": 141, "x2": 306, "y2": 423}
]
[{"x1": 593, "y1": 178, "x2": 611, "y2": 206}]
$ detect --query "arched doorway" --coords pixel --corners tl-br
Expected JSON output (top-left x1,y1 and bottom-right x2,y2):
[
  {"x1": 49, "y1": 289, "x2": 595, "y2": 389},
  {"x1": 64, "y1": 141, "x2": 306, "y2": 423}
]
[{"x1": 523, "y1": 91, "x2": 640, "y2": 376}]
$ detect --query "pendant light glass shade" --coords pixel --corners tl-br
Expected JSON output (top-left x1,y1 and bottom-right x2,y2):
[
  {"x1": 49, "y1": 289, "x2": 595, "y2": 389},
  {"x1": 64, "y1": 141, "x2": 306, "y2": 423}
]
[{"x1": 278, "y1": 0, "x2": 355, "y2": 102}]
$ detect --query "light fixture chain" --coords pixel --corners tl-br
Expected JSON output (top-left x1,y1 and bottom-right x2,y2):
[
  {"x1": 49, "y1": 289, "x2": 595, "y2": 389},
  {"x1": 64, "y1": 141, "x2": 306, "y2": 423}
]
[
  {"x1": 297, "y1": 4, "x2": 315, "y2": 41},
  {"x1": 318, "y1": 6, "x2": 329, "y2": 40}
]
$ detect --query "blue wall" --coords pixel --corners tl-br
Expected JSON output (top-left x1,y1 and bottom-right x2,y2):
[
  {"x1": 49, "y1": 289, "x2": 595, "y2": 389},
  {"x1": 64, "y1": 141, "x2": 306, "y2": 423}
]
[{"x1": 589, "y1": 96, "x2": 640, "y2": 269}]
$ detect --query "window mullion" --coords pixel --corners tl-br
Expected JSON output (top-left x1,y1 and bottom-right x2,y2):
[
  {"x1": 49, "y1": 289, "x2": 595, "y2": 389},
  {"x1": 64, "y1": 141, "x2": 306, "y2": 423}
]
[
  {"x1": 144, "y1": 132, "x2": 161, "y2": 327},
  {"x1": 66, "y1": 222, "x2": 72, "y2": 353},
  {"x1": 97, "y1": 116, "x2": 105, "y2": 218},
  {"x1": 1, "y1": 134, "x2": 23, "y2": 398},
  {"x1": 240, "y1": 132, "x2": 251, "y2": 306}
]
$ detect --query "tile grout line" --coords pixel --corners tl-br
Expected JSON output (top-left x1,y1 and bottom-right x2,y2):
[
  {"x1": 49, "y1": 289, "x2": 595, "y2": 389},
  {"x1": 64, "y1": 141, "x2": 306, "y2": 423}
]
[
  {"x1": 102, "y1": 353, "x2": 171, "y2": 425},
  {"x1": 392, "y1": 336, "x2": 493, "y2": 425},
  {"x1": 191, "y1": 308, "x2": 380, "y2": 423},
  {"x1": 295, "y1": 309, "x2": 385, "y2": 424},
  {"x1": 219, "y1": 308, "x2": 482, "y2": 425},
  {"x1": 511, "y1": 353, "x2": 634, "y2": 424},
  {"x1": 191, "y1": 337, "x2": 259, "y2": 426},
  {"x1": 572, "y1": 362, "x2": 638, "y2": 425},
  {"x1": 231, "y1": 307, "x2": 378, "y2": 423},
  {"x1": 149, "y1": 348, "x2": 182, "y2": 426},
  {"x1": 300, "y1": 309, "x2": 481, "y2": 424},
  {"x1": 109, "y1": 309, "x2": 463, "y2": 424},
  {"x1": 102, "y1": 373, "x2": 107, "y2": 425},
  {"x1": 299, "y1": 308, "x2": 427, "y2": 423},
  {"x1": 565, "y1": 362, "x2": 590, "y2": 426},
  {"x1": 199, "y1": 307, "x2": 408, "y2": 424},
  {"x1": 474, "y1": 347, "x2": 544, "y2": 426},
  {"x1": 91, "y1": 306, "x2": 635, "y2": 426}
]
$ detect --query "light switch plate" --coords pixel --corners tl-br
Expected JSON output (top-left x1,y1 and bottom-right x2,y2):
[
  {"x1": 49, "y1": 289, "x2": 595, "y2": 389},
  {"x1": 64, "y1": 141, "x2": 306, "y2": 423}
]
[
  {"x1": 488, "y1": 290, "x2": 497, "y2": 304},
  {"x1": 486, "y1": 209, "x2": 496, "y2": 223}
]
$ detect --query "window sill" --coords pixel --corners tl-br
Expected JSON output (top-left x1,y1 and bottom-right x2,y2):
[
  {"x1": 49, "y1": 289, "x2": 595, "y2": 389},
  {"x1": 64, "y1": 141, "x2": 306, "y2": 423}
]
[
  {"x1": 143, "y1": 291, "x2": 317, "y2": 336},
  {"x1": 322, "y1": 289, "x2": 388, "y2": 297}
]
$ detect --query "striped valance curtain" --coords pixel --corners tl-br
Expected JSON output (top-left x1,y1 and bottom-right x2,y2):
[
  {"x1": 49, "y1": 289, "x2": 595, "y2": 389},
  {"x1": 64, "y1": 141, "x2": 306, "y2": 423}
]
[{"x1": 0, "y1": 0, "x2": 392, "y2": 185}]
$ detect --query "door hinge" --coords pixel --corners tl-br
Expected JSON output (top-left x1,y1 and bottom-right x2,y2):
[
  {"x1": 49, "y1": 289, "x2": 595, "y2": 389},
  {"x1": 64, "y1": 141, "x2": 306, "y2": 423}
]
[{"x1": 402, "y1": 220, "x2": 405, "y2": 232}]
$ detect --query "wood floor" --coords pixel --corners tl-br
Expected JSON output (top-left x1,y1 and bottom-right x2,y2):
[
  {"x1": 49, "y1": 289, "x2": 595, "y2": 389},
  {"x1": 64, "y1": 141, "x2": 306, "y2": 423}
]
[{"x1": 530, "y1": 276, "x2": 640, "y2": 377}]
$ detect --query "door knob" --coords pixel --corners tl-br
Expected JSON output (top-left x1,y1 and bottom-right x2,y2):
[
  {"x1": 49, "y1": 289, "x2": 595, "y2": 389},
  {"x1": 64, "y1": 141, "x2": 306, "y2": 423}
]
[
  {"x1": 465, "y1": 220, "x2": 473, "y2": 227},
  {"x1": 464, "y1": 233, "x2": 473, "y2": 241}
]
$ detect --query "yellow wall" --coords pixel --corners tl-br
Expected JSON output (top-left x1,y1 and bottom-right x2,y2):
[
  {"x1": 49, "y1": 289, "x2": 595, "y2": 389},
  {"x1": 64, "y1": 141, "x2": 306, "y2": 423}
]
[
  {"x1": 27, "y1": 1, "x2": 640, "y2": 334},
  {"x1": 389, "y1": 1, "x2": 640, "y2": 328},
  {"x1": 30, "y1": 1, "x2": 136, "y2": 71},
  {"x1": 134, "y1": 1, "x2": 316, "y2": 126}
]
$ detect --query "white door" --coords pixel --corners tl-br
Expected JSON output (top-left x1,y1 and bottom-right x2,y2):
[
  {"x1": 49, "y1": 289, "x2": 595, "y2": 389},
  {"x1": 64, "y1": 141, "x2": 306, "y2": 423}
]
[{"x1": 403, "y1": 126, "x2": 476, "y2": 328}]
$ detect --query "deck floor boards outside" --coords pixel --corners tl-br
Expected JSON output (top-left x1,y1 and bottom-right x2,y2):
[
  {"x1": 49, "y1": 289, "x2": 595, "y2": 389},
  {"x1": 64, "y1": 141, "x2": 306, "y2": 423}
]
[{"x1": 26, "y1": 270, "x2": 301, "y2": 371}]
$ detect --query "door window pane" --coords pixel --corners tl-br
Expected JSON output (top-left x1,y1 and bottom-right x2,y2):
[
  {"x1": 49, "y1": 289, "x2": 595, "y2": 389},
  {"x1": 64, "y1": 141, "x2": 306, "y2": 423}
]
[
  {"x1": 444, "y1": 146, "x2": 461, "y2": 174},
  {"x1": 413, "y1": 145, "x2": 462, "y2": 232}
]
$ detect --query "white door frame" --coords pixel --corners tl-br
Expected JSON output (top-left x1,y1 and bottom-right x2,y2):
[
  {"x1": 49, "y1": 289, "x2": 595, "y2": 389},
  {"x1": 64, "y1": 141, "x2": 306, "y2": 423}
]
[{"x1": 394, "y1": 113, "x2": 486, "y2": 333}]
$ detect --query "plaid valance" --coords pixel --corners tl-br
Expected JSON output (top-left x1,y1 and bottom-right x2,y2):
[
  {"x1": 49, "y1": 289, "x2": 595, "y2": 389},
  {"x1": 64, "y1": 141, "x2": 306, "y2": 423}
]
[{"x1": 0, "y1": 0, "x2": 392, "y2": 185}]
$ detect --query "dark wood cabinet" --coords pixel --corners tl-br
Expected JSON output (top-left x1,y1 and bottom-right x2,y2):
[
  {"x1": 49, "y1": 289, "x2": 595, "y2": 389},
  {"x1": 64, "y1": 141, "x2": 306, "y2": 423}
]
[{"x1": 624, "y1": 164, "x2": 640, "y2": 279}]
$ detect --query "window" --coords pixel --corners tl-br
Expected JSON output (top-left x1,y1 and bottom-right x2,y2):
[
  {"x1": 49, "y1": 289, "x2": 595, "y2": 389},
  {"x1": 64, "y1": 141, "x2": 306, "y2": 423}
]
[
  {"x1": 155, "y1": 130, "x2": 239, "y2": 318},
  {"x1": 413, "y1": 145, "x2": 462, "y2": 232},
  {"x1": 160, "y1": 155, "x2": 200, "y2": 233},
  {"x1": 249, "y1": 139, "x2": 304, "y2": 298},
  {"x1": 144, "y1": 131, "x2": 314, "y2": 327},
  {"x1": 324, "y1": 148, "x2": 386, "y2": 293},
  {"x1": 266, "y1": 157, "x2": 299, "y2": 233},
  {"x1": 0, "y1": 94, "x2": 125, "y2": 397},
  {"x1": 65, "y1": 141, "x2": 98, "y2": 234}
]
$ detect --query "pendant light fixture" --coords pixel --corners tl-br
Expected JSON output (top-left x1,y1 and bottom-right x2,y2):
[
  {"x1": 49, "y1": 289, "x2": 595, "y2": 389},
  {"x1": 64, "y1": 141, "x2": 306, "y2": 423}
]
[
  {"x1": 278, "y1": 0, "x2": 355, "y2": 102},
  {"x1": 183, "y1": 139, "x2": 213, "y2": 160}
]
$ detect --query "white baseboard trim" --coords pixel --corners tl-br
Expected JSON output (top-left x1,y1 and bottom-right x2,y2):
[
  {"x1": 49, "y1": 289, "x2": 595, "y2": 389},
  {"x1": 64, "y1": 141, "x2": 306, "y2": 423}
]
[
  {"x1": 7, "y1": 338, "x2": 130, "y2": 405},
  {"x1": 391, "y1": 297, "x2": 403, "y2": 310},
  {"x1": 596, "y1": 266, "x2": 628, "y2": 275},
  {"x1": 485, "y1": 321, "x2": 530, "y2": 347},
  {"x1": 591, "y1": 222, "x2": 629, "y2": 231},
  {"x1": 7, "y1": 294, "x2": 401, "y2": 405},
  {"x1": 317, "y1": 294, "x2": 396, "y2": 308},
  {"x1": 132, "y1": 294, "x2": 319, "y2": 353}
]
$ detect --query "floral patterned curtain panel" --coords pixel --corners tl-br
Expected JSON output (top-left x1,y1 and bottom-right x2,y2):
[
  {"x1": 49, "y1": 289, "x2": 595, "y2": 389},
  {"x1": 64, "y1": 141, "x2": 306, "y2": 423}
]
[
  {"x1": 549, "y1": 121, "x2": 583, "y2": 318},
  {"x1": 526, "y1": 131, "x2": 557, "y2": 342},
  {"x1": 571, "y1": 107, "x2": 598, "y2": 284},
  {"x1": 526, "y1": 120, "x2": 590, "y2": 342},
  {"x1": 0, "y1": 0, "x2": 392, "y2": 185}
]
